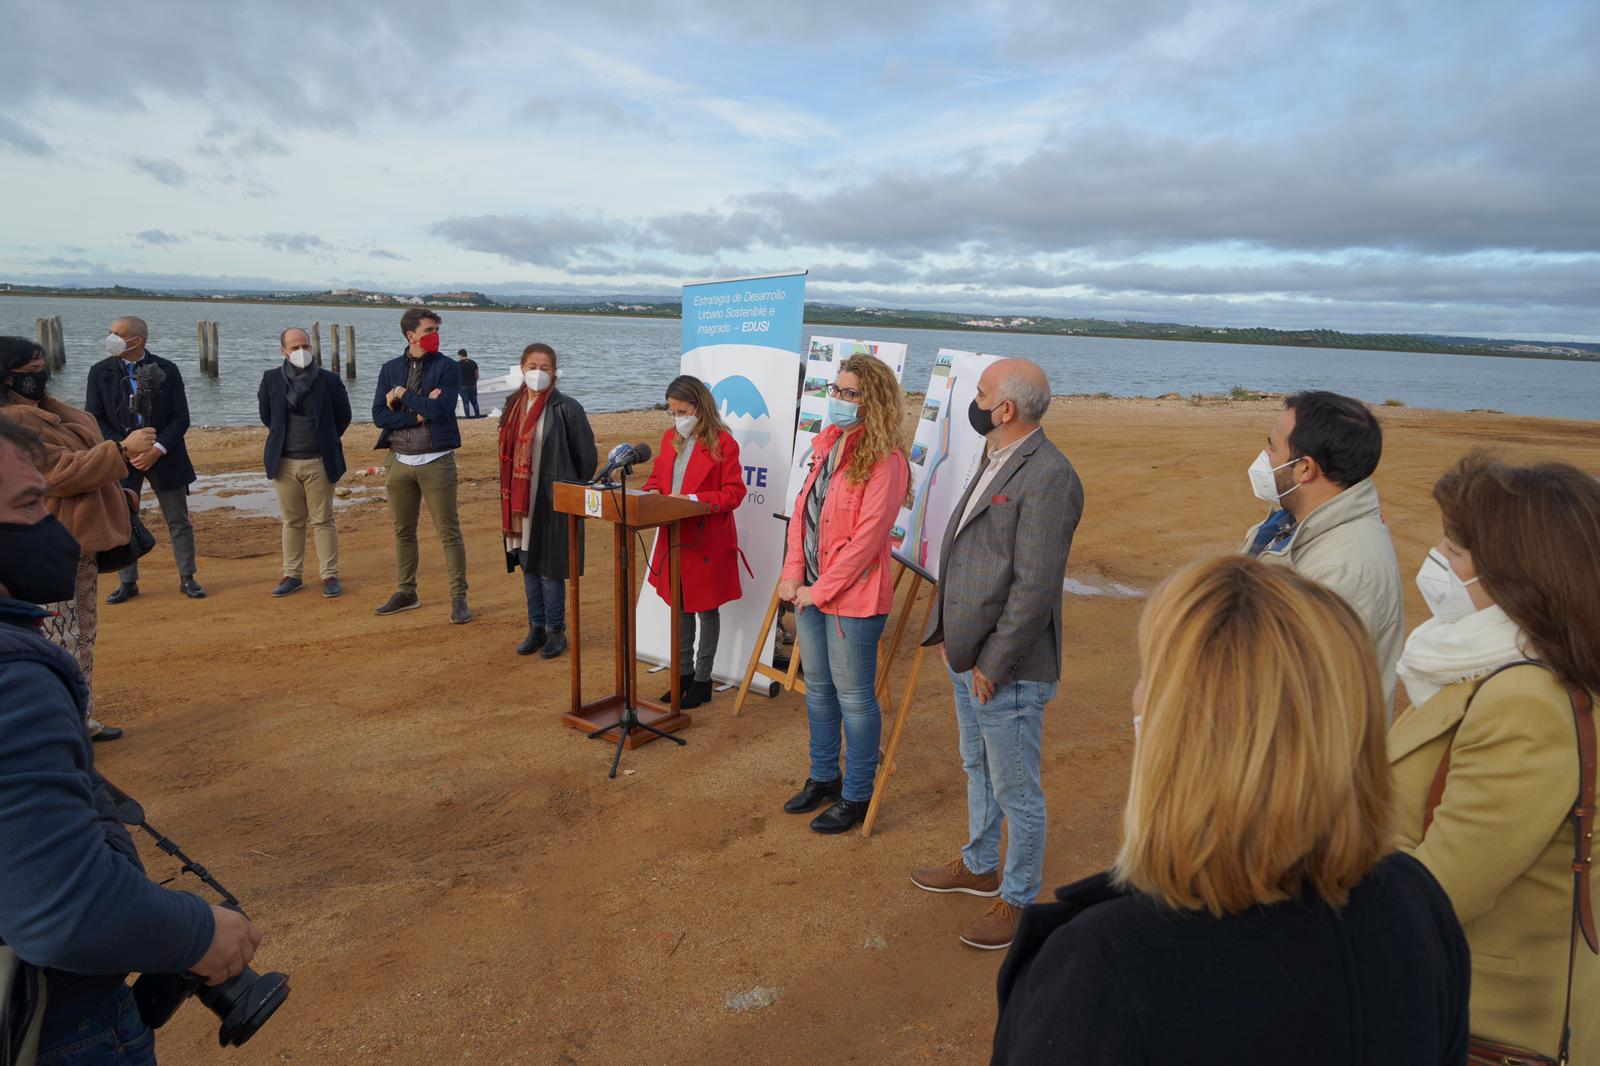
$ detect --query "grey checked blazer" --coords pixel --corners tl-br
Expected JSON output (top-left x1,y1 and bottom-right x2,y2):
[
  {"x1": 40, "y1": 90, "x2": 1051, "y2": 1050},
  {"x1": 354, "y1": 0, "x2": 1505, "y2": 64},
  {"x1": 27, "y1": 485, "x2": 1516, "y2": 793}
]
[{"x1": 921, "y1": 430, "x2": 1085, "y2": 684}]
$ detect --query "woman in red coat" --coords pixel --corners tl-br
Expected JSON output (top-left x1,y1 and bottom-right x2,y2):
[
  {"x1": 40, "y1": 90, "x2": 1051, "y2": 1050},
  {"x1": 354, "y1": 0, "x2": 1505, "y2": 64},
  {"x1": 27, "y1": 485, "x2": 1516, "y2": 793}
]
[{"x1": 642, "y1": 375, "x2": 747, "y2": 708}]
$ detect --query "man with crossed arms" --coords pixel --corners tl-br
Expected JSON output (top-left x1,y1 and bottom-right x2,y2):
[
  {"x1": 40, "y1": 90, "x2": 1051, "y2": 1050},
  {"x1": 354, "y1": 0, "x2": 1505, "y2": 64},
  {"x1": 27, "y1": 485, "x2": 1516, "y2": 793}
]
[{"x1": 911, "y1": 358, "x2": 1085, "y2": 951}]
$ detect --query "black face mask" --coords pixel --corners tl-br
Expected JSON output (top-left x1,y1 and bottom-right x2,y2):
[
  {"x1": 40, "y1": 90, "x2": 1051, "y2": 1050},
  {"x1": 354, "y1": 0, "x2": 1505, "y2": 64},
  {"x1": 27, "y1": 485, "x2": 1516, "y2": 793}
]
[
  {"x1": 0, "y1": 515, "x2": 81, "y2": 605},
  {"x1": 968, "y1": 397, "x2": 999, "y2": 437},
  {"x1": 6, "y1": 369, "x2": 49, "y2": 401}
]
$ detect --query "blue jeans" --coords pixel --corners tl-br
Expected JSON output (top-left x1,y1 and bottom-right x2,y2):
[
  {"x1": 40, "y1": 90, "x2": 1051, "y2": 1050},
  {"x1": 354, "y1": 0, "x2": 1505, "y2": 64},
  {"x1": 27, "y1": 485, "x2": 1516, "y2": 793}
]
[
  {"x1": 949, "y1": 663, "x2": 1056, "y2": 908},
  {"x1": 523, "y1": 570, "x2": 565, "y2": 629},
  {"x1": 39, "y1": 984, "x2": 157, "y2": 1066},
  {"x1": 797, "y1": 606, "x2": 886, "y2": 802}
]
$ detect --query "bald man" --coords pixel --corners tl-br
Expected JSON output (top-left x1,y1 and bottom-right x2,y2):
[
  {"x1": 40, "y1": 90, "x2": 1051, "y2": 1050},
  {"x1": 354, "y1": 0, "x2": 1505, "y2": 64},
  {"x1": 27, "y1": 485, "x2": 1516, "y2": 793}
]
[
  {"x1": 913, "y1": 358, "x2": 1085, "y2": 951},
  {"x1": 85, "y1": 316, "x2": 203, "y2": 602}
]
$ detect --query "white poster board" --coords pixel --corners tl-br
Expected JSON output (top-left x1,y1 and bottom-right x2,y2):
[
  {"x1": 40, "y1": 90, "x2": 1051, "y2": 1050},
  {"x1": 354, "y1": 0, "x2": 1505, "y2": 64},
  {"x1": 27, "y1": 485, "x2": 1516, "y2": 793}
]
[
  {"x1": 786, "y1": 336, "x2": 909, "y2": 518},
  {"x1": 898, "y1": 349, "x2": 1002, "y2": 574}
]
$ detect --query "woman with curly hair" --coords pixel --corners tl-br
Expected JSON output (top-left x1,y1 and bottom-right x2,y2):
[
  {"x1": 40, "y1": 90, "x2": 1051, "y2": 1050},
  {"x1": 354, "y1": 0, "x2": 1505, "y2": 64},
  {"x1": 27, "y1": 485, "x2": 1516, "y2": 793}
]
[{"x1": 778, "y1": 354, "x2": 909, "y2": 834}]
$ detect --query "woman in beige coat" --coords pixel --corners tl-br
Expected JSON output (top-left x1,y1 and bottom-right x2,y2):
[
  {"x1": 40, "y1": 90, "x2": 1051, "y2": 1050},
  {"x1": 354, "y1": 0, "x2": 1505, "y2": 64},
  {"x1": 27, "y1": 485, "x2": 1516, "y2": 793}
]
[
  {"x1": 1389, "y1": 451, "x2": 1600, "y2": 1062},
  {"x1": 1, "y1": 336, "x2": 157, "y2": 739}
]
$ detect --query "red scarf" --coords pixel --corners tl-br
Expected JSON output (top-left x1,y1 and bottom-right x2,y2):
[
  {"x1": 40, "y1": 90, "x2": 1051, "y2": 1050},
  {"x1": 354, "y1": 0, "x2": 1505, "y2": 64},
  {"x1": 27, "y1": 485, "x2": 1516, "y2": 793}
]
[{"x1": 499, "y1": 389, "x2": 551, "y2": 537}]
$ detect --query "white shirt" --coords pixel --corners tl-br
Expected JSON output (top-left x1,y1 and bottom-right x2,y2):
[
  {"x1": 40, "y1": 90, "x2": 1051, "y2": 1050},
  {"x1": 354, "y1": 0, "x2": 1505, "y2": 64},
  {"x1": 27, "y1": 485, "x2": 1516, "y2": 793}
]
[
  {"x1": 396, "y1": 450, "x2": 449, "y2": 467},
  {"x1": 957, "y1": 427, "x2": 1039, "y2": 532}
]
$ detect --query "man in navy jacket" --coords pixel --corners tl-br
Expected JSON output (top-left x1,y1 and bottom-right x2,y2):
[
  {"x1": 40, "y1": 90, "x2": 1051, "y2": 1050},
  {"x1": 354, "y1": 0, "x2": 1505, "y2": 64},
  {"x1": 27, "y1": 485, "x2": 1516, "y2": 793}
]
[
  {"x1": 0, "y1": 417, "x2": 260, "y2": 1064},
  {"x1": 258, "y1": 327, "x2": 352, "y2": 599},
  {"x1": 370, "y1": 308, "x2": 470, "y2": 623},
  {"x1": 84, "y1": 315, "x2": 204, "y2": 603}
]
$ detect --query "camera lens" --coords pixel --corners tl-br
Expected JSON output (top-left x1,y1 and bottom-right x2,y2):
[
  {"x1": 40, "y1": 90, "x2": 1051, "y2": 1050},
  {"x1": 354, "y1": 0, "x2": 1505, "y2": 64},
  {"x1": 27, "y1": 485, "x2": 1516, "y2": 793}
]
[{"x1": 195, "y1": 966, "x2": 291, "y2": 1047}]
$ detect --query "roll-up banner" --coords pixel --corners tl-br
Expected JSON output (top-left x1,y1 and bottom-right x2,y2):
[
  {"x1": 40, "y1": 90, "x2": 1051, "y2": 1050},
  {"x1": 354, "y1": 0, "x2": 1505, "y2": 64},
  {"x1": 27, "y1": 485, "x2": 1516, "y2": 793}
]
[{"x1": 635, "y1": 271, "x2": 807, "y2": 685}]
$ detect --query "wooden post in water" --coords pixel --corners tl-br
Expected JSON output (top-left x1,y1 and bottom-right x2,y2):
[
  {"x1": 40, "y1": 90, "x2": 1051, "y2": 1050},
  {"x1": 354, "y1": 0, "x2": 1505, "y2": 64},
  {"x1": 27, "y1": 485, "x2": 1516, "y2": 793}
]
[
  {"x1": 207, "y1": 321, "x2": 220, "y2": 378},
  {"x1": 39, "y1": 316, "x2": 66, "y2": 370},
  {"x1": 344, "y1": 325, "x2": 356, "y2": 379},
  {"x1": 196, "y1": 321, "x2": 210, "y2": 375},
  {"x1": 330, "y1": 323, "x2": 341, "y2": 375},
  {"x1": 311, "y1": 322, "x2": 322, "y2": 366}
]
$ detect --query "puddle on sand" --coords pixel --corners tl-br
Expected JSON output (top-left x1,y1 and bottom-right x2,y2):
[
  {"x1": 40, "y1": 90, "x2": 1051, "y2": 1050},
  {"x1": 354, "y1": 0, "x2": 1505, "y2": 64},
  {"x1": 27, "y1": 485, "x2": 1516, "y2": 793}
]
[
  {"x1": 158, "y1": 471, "x2": 384, "y2": 517},
  {"x1": 1063, "y1": 576, "x2": 1145, "y2": 598}
]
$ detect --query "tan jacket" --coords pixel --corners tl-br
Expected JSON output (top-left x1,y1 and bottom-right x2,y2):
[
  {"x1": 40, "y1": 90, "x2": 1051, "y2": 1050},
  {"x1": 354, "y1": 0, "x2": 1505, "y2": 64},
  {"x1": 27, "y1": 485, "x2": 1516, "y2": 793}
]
[
  {"x1": 1389, "y1": 664, "x2": 1600, "y2": 1061},
  {"x1": 1243, "y1": 478, "x2": 1403, "y2": 704},
  {"x1": 4, "y1": 397, "x2": 131, "y2": 553}
]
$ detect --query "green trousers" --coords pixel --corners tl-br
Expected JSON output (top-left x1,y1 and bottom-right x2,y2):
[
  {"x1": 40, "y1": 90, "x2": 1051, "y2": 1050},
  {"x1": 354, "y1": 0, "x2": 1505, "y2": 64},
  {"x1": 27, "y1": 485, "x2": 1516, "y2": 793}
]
[{"x1": 385, "y1": 451, "x2": 468, "y2": 599}]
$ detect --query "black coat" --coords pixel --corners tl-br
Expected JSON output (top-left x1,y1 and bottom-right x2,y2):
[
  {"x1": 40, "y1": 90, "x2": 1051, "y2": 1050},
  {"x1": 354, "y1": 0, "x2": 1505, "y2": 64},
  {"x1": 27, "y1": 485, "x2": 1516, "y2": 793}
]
[
  {"x1": 991, "y1": 854, "x2": 1469, "y2": 1066},
  {"x1": 257, "y1": 365, "x2": 353, "y2": 482},
  {"x1": 83, "y1": 352, "x2": 195, "y2": 490},
  {"x1": 504, "y1": 389, "x2": 598, "y2": 581}
]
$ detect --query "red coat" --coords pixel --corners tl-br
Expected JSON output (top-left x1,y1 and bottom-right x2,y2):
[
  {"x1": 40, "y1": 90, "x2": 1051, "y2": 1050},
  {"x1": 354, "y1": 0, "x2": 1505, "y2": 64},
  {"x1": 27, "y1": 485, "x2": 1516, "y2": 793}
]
[{"x1": 641, "y1": 428, "x2": 748, "y2": 613}]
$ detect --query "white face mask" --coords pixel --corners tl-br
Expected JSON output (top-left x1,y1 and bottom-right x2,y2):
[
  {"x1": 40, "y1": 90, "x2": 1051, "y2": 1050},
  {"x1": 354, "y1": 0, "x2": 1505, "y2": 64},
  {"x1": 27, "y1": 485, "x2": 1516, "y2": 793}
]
[
  {"x1": 674, "y1": 413, "x2": 697, "y2": 437},
  {"x1": 1248, "y1": 449, "x2": 1303, "y2": 504},
  {"x1": 287, "y1": 348, "x2": 313, "y2": 369},
  {"x1": 1415, "y1": 549, "x2": 1481, "y2": 623},
  {"x1": 524, "y1": 368, "x2": 552, "y2": 392},
  {"x1": 103, "y1": 333, "x2": 128, "y2": 358}
]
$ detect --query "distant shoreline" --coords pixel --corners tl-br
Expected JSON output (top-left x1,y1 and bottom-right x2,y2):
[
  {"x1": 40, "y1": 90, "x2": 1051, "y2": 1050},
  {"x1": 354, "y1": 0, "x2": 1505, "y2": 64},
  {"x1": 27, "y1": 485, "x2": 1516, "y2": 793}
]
[{"x1": 4, "y1": 288, "x2": 1596, "y2": 365}]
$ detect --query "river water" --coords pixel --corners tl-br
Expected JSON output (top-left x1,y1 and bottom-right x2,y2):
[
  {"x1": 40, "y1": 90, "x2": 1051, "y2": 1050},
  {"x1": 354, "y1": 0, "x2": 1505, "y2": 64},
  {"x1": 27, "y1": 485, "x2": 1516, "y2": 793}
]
[{"x1": 3, "y1": 294, "x2": 1594, "y2": 424}]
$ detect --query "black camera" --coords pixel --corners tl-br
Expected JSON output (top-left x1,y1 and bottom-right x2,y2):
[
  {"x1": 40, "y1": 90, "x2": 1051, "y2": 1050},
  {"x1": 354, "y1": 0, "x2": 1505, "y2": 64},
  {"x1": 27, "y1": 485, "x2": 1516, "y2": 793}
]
[
  {"x1": 132, "y1": 909, "x2": 290, "y2": 1047},
  {"x1": 103, "y1": 780, "x2": 291, "y2": 1047}
]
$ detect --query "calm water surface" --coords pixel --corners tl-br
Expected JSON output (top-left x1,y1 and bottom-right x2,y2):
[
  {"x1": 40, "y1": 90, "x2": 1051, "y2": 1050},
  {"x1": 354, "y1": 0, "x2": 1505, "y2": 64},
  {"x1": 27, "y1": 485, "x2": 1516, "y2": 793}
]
[{"x1": 3, "y1": 294, "x2": 1594, "y2": 425}]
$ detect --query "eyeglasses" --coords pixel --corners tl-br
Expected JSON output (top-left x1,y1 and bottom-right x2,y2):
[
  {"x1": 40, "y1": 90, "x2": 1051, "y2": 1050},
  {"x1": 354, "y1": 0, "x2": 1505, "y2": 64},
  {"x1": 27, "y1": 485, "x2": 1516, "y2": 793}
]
[{"x1": 828, "y1": 384, "x2": 863, "y2": 402}]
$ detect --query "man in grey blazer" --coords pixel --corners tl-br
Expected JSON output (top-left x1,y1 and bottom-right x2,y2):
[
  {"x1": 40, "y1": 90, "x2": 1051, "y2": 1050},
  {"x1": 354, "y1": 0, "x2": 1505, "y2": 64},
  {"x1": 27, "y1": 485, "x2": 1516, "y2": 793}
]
[{"x1": 911, "y1": 359, "x2": 1085, "y2": 951}]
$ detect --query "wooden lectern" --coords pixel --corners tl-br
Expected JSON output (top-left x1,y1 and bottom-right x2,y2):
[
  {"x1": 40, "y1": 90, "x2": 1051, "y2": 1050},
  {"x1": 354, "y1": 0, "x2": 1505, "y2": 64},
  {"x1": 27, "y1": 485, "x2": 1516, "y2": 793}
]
[{"x1": 551, "y1": 481, "x2": 711, "y2": 749}]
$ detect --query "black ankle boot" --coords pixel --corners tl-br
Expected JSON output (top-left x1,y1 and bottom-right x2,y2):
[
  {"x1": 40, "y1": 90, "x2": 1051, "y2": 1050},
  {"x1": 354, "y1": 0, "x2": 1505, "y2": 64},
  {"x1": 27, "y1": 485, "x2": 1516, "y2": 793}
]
[
  {"x1": 660, "y1": 674, "x2": 695, "y2": 705},
  {"x1": 784, "y1": 777, "x2": 842, "y2": 814},
  {"x1": 517, "y1": 626, "x2": 548, "y2": 656},
  {"x1": 688, "y1": 678, "x2": 713, "y2": 707},
  {"x1": 540, "y1": 627, "x2": 568, "y2": 659},
  {"x1": 810, "y1": 797, "x2": 870, "y2": 834}
]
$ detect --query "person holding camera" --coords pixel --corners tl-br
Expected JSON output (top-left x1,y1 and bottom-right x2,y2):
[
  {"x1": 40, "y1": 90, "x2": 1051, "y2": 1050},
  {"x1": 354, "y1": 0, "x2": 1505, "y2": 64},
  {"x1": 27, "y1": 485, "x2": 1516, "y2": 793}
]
[
  {"x1": 0, "y1": 416, "x2": 261, "y2": 1065},
  {"x1": 84, "y1": 315, "x2": 203, "y2": 603}
]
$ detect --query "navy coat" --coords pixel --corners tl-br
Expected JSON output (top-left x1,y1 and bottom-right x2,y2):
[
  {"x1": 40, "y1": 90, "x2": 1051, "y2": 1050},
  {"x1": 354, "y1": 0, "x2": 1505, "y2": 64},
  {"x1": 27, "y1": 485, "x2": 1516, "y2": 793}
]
[
  {"x1": 257, "y1": 364, "x2": 352, "y2": 482},
  {"x1": 370, "y1": 351, "x2": 461, "y2": 452},
  {"x1": 83, "y1": 352, "x2": 196, "y2": 491}
]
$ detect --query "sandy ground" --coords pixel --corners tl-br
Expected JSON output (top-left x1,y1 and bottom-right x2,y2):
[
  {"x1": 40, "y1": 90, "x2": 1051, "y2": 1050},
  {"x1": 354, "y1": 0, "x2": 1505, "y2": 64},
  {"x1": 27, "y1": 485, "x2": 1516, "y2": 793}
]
[{"x1": 87, "y1": 395, "x2": 1600, "y2": 1065}]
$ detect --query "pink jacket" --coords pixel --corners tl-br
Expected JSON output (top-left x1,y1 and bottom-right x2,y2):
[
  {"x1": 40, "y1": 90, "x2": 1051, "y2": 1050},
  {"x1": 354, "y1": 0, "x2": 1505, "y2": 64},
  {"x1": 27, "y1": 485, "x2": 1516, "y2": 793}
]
[{"x1": 782, "y1": 424, "x2": 909, "y2": 618}]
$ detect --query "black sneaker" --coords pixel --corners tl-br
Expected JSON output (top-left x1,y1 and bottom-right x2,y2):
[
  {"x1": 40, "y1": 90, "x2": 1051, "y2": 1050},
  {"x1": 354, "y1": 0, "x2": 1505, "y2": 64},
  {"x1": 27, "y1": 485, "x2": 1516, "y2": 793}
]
[
  {"x1": 450, "y1": 597, "x2": 472, "y2": 624},
  {"x1": 374, "y1": 590, "x2": 421, "y2": 615},
  {"x1": 272, "y1": 576, "x2": 304, "y2": 597}
]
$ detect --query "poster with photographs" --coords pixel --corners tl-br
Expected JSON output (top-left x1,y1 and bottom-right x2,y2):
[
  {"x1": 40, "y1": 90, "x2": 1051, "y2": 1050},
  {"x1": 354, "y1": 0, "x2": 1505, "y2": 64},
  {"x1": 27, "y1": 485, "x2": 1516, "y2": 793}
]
[
  {"x1": 894, "y1": 348, "x2": 1002, "y2": 574},
  {"x1": 783, "y1": 336, "x2": 909, "y2": 516}
]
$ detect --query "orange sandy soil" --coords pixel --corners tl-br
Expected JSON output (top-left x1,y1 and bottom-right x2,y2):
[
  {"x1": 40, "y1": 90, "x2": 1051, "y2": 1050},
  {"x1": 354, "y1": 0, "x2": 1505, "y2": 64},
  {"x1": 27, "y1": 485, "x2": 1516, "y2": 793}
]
[{"x1": 89, "y1": 395, "x2": 1599, "y2": 1065}]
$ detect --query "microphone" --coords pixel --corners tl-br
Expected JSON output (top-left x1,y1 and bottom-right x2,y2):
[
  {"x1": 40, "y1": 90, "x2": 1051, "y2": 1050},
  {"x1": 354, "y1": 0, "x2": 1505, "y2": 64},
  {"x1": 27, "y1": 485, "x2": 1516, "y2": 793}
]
[
  {"x1": 594, "y1": 441, "x2": 653, "y2": 483},
  {"x1": 131, "y1": 363, "x2": 166, "y2": 428}
]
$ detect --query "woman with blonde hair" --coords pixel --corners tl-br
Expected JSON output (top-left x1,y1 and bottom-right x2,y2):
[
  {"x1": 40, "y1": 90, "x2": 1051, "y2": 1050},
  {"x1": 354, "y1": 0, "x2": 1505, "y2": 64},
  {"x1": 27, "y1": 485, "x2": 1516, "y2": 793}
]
[
  {"x1": 993, "y1": 555, "x2": 1469, "y2": 1065},
  {"x1": 1389, "y1": 452, "x2": 1600, "y2": 1064},
  {"x1": 778, "y1": 354, "x2": 909, "y2": 833},
  {"x1": 499, "y1": 343, "x2": 597, "y2": 659},
  {"x1": 641, "y1": 374, "x2": 748, "y2": 708}
]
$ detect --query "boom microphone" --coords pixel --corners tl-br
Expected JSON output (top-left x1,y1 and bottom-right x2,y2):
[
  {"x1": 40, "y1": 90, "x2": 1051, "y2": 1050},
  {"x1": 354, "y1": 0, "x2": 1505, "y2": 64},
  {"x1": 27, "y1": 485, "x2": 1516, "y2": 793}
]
[
  {"x1": 131, "y1": 363, "x2": 166, "y2": 428},
  {"x1": 594, "y1": 441, "x2": 653, "y2": 483}
]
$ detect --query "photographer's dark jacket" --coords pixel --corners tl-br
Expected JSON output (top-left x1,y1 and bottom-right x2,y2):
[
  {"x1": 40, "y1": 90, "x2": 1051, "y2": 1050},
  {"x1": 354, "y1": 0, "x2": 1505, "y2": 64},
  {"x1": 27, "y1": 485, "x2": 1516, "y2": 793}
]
[
  {"x1": 370, "y1": 350, "x2": 461, "y2": 452},
  {"x1": 258, "y1": 364, "x2": 352, "y2": 482},
  {"x1": 84, "y1": 351, "x2": 197, "y2": 491},
  {"x1": 0, "y1": 597, "x2": 212, "y2": 1036}
]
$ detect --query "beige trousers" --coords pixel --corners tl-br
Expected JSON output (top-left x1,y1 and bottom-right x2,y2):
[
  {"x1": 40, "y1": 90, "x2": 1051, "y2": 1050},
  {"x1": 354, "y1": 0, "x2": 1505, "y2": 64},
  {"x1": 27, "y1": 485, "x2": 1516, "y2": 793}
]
[{"x1": 274, "y1": 457, "x2": 339, "y2": 580}]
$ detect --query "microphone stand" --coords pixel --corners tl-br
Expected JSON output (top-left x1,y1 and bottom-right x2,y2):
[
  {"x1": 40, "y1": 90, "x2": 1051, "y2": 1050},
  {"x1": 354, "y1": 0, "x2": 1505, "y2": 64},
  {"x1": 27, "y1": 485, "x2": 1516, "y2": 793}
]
[{"x1": 587, "y1": 457, "x2": 686, "y2": 778}]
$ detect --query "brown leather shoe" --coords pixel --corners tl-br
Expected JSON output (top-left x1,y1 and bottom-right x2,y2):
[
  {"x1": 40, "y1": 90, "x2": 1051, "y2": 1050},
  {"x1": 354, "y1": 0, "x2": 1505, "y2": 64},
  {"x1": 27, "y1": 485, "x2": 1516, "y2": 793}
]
[
  {"x1": 910, "y1": 857, "x2": 1000, "y2": 897},
  {"x1": 959, "y1": 899, "x2": 1022, "y2": 950}
]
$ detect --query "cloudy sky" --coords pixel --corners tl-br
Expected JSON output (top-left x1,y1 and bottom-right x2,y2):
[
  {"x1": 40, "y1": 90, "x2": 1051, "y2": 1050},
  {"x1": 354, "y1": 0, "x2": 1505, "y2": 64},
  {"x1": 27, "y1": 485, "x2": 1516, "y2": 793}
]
[{"x1": 3, "y1": 0, "x2": 1596, "y2": 338}]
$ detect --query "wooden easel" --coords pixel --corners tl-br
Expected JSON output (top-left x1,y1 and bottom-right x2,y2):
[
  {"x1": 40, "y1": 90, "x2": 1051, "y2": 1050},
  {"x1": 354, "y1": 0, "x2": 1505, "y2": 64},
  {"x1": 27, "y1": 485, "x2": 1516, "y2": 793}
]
[
  {"x1": 862, "y1": 555, "x2": 939, "y2": 837},
  {"x1": 731, "y1": 560, "x2": 917, "y2": 716}
]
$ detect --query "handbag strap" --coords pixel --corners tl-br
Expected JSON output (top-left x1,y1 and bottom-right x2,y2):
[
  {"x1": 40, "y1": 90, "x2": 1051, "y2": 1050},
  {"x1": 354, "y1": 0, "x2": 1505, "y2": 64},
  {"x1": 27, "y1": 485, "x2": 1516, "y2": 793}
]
[{"x1": 1420, "y1": 663, "x2": 1596, "y2": 1065}]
